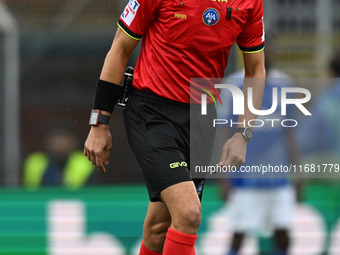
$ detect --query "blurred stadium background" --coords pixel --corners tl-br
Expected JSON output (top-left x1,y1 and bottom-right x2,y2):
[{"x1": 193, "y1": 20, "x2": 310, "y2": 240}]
[{"x1": 0, "y1": 0, "x2": 339, "y2": 254}]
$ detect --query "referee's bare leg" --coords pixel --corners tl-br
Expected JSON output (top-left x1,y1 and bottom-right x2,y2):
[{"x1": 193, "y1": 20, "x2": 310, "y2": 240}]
[{"x1": 140, "y1": 181, "x2": 200, "y2": 255}]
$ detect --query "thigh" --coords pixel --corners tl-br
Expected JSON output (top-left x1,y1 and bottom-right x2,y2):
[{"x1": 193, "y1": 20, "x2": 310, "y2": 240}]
[
  {"x1": 190, "y1": 104, "x2": 217, "y2": 179},
  {"x1": 160, "y1": 181, "x2": 201, "y2": 213},
  {"x1": 124, "y1": 94, "x2": 192, "y2": 202}
]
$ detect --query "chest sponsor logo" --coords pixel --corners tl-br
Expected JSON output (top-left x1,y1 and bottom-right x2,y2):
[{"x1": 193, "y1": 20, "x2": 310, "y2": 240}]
[
  {"x1": 121, "y1": 0, "x2": 140, "y2": 26},
  {"x1": 203, "y1": 8, "x2": 220, "y2": 26},
  {"x1": 174, "y1": 13, "x2": 187, "y2": 19}
]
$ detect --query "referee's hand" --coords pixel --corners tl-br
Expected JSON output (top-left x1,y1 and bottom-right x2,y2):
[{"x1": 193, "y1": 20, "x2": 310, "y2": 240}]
[
  {"x1": 84, "y1": 125, "x2": 112, "y2": 173},
  {"x1": 218, "y1": 132, "x2": 247, "y2": 168}
]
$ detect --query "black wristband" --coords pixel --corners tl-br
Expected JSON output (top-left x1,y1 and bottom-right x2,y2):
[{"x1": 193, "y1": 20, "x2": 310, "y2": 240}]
[{"x1": 93, "y1": 79, "x2": 123, "y2": 113}]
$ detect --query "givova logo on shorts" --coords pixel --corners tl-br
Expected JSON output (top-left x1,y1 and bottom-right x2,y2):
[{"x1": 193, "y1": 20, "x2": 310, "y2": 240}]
[{"x1": 170, "y1": 161, "x2": 188, "y2": 168}]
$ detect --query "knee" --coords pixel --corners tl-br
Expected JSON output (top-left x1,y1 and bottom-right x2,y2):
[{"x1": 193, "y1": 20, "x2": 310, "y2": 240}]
[{"x1": 172, "y1": 204, "x2": 202, "y2": 234}]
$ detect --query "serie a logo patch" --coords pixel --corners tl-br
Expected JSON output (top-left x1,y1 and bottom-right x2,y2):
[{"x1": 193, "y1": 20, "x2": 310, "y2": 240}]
[
  {"x1": 202, "y1": 8, "x2": 220, "y2": 26},
  {"x1": 121, "y1": 0, "x2": 140, "y2": 26}
]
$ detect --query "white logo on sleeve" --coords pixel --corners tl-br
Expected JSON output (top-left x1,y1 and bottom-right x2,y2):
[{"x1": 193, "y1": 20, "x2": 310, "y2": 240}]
[{"x1": 121, "y1": 0, "x2": 140, "y2": 26}]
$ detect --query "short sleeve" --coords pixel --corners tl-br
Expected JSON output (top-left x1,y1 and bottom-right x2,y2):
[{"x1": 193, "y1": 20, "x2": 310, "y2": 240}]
[
  {"x1": 237, "y1": 0, "x2": 265, "y2": 53},
  {"x1": 118, "y1": 0, "x2": 159, "y2": 40}
]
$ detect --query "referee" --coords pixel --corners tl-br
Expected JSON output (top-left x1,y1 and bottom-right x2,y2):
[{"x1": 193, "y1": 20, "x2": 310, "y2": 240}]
[{"x1": 84, "y1": 0, "x2": 266, "y2": 254}]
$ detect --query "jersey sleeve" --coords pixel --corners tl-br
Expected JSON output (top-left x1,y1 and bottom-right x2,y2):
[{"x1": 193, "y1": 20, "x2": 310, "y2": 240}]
[
  {"x1": 118, "y1": 0, "x2": 159, "y2": 40},
  {"x1": 236, "y1": 0, "x2": 265, "y2": 53}
]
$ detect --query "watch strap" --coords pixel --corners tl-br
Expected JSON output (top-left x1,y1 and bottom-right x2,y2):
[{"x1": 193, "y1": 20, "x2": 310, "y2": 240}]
[
  {"x1": 89, "y1": 109, "x2": 110, "y2": 125},
  {"x1": 97, "y1": 112, "x2": 110, "y2": 125},
  {"x1": 235, "y1": 127, "x2": 253, "y2": 142},
  {"x1": 235, "y1": 128, "x2": 246, "y2": 133}
]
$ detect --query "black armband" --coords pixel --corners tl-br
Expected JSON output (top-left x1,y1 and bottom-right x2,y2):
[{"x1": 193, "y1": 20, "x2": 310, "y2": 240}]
[{"x1": 93, "y1": 79, "x2": 123, "y2": 113}]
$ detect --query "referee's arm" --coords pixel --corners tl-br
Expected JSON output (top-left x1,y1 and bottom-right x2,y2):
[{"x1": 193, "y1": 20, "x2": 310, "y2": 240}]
[
  {"x1": 84, "y1": 28, "x2": 139, "y2": 173},
  {"x1": 219, "y1": 50, "x2": 266, "y2": 167},
  {"x1": 241, "y1": 50, "x2": 266, "y2": 124},
  {"x1": 100, "y1": 28, "x2": 139, "y2": 85}
]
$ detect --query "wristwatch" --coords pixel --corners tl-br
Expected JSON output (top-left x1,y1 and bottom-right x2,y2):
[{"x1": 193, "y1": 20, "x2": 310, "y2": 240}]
[
  {"x1": 89, "y1": 109, "x2": 110, "y2": 126},
  {"x1": 235, "y1": 127, "x2": 253, "y2": 142}
]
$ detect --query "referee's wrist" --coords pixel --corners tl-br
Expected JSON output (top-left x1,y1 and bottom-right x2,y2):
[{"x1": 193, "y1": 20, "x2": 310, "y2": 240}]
[
  {"x1": 91, "y1": 123, "x2": 110, "y2": 129},
  {"x1": 89, "y1": 109, "x2": 111, "y2": 126},
  {"x1": 233, "y1": 132, "x2": 247, "y2": 143},
  {"x1": 99, "y1": 110, "x2": 111, "y2": 116}
]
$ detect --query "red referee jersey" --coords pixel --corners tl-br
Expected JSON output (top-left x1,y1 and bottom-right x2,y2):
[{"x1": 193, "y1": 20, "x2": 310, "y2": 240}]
[{"x1": 118, "y1": 0, "x2": 265, "y2": 103}]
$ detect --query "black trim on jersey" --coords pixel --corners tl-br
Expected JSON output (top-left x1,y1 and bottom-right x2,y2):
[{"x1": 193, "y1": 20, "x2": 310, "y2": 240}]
[
  {"x1": 226, "y1": 7, "x2": 233, "y2": 21},
  {"x1": 238, "y1": 43, "x2": 265, "y2": 52},
  {"x1": 118, "y1": 20, "x2": 143, "y2": 40}
]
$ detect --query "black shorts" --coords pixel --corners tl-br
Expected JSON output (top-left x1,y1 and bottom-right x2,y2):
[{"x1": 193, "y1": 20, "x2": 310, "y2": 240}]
[{"x1": 124, "y1": 88, "x2": 216, "y2": 202}]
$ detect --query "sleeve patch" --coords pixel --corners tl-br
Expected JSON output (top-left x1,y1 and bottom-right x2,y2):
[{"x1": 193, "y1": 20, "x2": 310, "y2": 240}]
[{"x1": 121, "y1": 0, "x2": 140, "y2": 26}]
